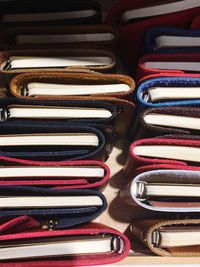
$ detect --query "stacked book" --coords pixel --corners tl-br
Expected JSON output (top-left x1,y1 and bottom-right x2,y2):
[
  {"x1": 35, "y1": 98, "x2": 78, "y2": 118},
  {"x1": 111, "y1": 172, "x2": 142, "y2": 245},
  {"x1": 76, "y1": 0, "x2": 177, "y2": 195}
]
[
  {"x1": 107, "y1": 0, "x2": 200, "y2": 258},
  {"x1": 0, "y1": 0, "x2": 135, "y2": 265}
]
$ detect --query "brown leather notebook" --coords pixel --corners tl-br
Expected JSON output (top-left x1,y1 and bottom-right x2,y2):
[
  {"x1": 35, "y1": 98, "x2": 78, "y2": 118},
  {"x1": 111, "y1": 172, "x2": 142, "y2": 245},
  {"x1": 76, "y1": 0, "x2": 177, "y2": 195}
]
[{"x1": 131, "y1": 219, "x2": 200, "y2": 256}]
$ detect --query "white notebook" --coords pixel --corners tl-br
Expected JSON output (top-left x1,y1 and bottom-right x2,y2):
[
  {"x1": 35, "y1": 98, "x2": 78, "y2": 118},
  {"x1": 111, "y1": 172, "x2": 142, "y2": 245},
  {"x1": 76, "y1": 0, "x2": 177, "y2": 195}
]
[
  {"x1": 155, "y1": 36, "x2": 200, "y2": 49},
  {"x1": 0, "y1": 236, "x2": 113, "y2": 260},
  {"x1": 146, "y1": 87, "x2": 200, "y2": 102},
  {"x1": 121, "y1": 0, "x2": 200, "y2": 22},
  {"x1": 16, "y1": 33, "x2": 115, "y2": 44},
  {"x1": 2, "y1": 56, "x2": 113, "y2": 70},
  {"x1": 144, "y1": 62, "x2": 200, "y2": 72},
  {"x1": 2, "y1": 10, "x2": 97, "y2": 23},
  {"x1": 25, "y1": 82, "x2": 130, "y2": 96},
  {"x1": 2, "y1": 106, "x2": 112, "y2": 120},
  {"x1": 0, "y1": 166, "x2": 104, "y2": 178},
  {"x1": 0, "y1": 133, "x2": 99, "y2": 147},
  {"x1": 144, "y1": 113, "x2": 200, "y2": 131},
  {"x1": 0, "y1": 195, "x2": 103, "y2": 208},
  {"x1": 134, "y1": 145, "x2": 200, "y2": 163}
]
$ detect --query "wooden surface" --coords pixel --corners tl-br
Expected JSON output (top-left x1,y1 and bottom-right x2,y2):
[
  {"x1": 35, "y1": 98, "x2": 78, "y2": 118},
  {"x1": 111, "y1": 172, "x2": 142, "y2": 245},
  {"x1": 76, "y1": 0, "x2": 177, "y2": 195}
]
[{"x1": 94, "y1": 140, "x2": 200, "y2": 265}]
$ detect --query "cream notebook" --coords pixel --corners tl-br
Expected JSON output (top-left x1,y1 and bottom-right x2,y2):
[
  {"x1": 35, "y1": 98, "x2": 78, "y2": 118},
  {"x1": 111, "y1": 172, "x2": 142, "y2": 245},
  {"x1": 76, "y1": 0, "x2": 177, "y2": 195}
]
[
  {"x1": 25, "y1": 82, "x2": 130, "y2": 96},
  {"x1": 134, "y1": 145, "x2": 200, "y2": 163},
  {"x1": 145, "y1": 87, "x2": 200, "y2": 102},
  {"x1": 0, "y1": 133, "x2": 99, "y2": 147},
  {"x1": 144, "y1": 113, "x2": 200, "y2": 130}
]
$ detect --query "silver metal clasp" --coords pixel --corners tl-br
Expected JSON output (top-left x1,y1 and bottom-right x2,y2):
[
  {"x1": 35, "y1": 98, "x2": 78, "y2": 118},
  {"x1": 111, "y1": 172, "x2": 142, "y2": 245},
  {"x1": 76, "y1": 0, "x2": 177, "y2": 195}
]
[
  {"x1": 151, "y1": 229, "x2": 161, "y2": 247},
  {"x1": 0, "y1": 108, "x2": 8, "y2": 122},
  {"x1": 21, "y1": 87, "x2": 29, "y2": 97},
  {"x1": 136, "y1": 181, "x2": 146, "y2": 199},
  {"x1": 111, "y1": 236, "x2": 124, "y2": 254},
  {"x1": 142, "y1": 91, "x2": 150, "y2": 102}
]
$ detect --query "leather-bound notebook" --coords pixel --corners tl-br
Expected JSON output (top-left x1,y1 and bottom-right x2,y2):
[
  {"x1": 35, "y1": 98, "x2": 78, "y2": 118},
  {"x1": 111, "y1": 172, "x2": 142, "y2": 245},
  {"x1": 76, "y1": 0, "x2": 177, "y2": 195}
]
[
  {"x1": 0, "y1": 159, "x2": 110, "y2": 191},
  {"x1": 136, "y1": 106, "x2": 200, "y2": 139},
  {"x1": 125, "y1": 136, "x2": 200, "y2": 175},
  {"x1": 131, "y1": 219, "x2": 200, "y2": 256},
  {"x1": 0, "y1": 186, "x2": 107, "y2": 228},
  {"x1": 0, "y1": 126, "x2": 107, "y2": 161},
  {"x1": 0, "y1": 0, "x2": 102, "y2": 26},
  {"x1": 137, "y1": 76, "x2": 200, "y2": 109},
  {"x1": 106, "y1": 0, "x2": 200, "y2": 69},
  {"x1": 137, "y1": 53, "x2": 200, "y2": 80},
  {"x1": 0, "y1": 220, "x2": 130, "y2": 265},
  {"x1": 10, "y1": 72, "x2": 135, "y2": 99},
  {"x1": 144, "y1": 27, "x2": 200, "y2": 54},
  {"x1": 0, "y1": 25, "x2": 118, "y2": 51},
  {"x1": 121, "y1": 169, "x2": 200, "y2": 212}
]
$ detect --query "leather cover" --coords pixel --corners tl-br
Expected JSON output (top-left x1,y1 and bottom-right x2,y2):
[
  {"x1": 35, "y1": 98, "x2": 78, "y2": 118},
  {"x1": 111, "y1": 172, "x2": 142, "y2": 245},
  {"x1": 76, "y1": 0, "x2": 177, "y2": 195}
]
[
  {"x1": 9, "y1": 72, "x2": 136, "y2": 136},
  {"x1": 131, "y1": 219, "x2": 200, "y2": 256},
  {"x1": 106, "y1": 0, "x2": 200, "y2": 70},
  {"x1": 0, "y1": 221, "x2": 130, "y2": 266},
  {"x1": 137, "y1": 76, "x2": 200, "y2": 108},
  {"x1": 0, "y1": 48, "x2": 117, "y2": 80},
  {"x1": 135, "y1": 163, "x2": 200, "y2": 177},
  {"x1": 0, "y1": 160, "x2": 110, "y2": 191},
  {"x1": 125, "y1": 136, "x2": 200, "y2": 176},
  {"x1": 0, "y1": 186, "x2": 107, "y2": 229},
  {"x1": 10, "y1": 72, "x2": 135, "y2": 99},
  {"x1": 121, "y1": 169, "x2": 200, "y2": 212},
  {"x1": 191, "y1": 16, "x2": 200, "y2": 29},
  {"x1": 136, "y1": 106, "x2": 200, "y2": 139},
  {"x1": 144, "y1": 27, "x2": 200, "y2": 54},
  {"x1": 138, "y1": 73, "x2": 200, "y2": 85},
  {"x1": 0, "y1": 126, "x2": 107, "y2": 161},
  {"x1": 0, "y1": 0, "x2": 102, "y2": 26},
  {"x1": 137, "y1": 53, "x2": 200, "y2": 81},
  {"x1": 0, "y1": 24, "x2": 118, "y2": 51},
  {"x1": 0, "y1": 215, "x2": 40, "y2": 234}
]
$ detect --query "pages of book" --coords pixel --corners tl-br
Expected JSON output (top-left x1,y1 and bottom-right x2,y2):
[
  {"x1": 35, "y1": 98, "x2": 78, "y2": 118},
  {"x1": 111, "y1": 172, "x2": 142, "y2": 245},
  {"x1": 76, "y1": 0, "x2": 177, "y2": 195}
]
[
  {"x1": 155, "y1": 36, "x2": 200, "y2": 49},
  {"x1": 2, "y1": 10, "x2": 97, "y2": 23},
  {"x1": 121, "y1": 0, "x2": 200, "y2": 22},
  {"x1": 134, "y1": 145, "x2": 200, "y2": 163},
  {"x1": 144, "y1": 113, "x2": 200, "y2": 130},
  {"x1": 0, "y1": 133, "x2": 99, "y2": 147},
  {"x1": 0, "y1": 237, "x2": 112, "y2": 260},
  {"x1": 0, "y1": 166, "x2": 104, "y2": 178},
  {"x1": 26, "y1": 82, "x2": 130, "y2": 96},
  {"x1": 7, "y1": 106, "x2": 112, "y2": 119},
  {"x1": 16, "y1": 33, "x2": 115, "y2": 44}
]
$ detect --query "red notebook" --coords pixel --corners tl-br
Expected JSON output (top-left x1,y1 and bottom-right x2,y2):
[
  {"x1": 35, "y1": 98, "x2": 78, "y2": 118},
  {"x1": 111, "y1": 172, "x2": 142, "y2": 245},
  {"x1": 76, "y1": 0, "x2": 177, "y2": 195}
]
[{"x1": 106, "y1": 0, "x2": 200, "y2": 70}]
